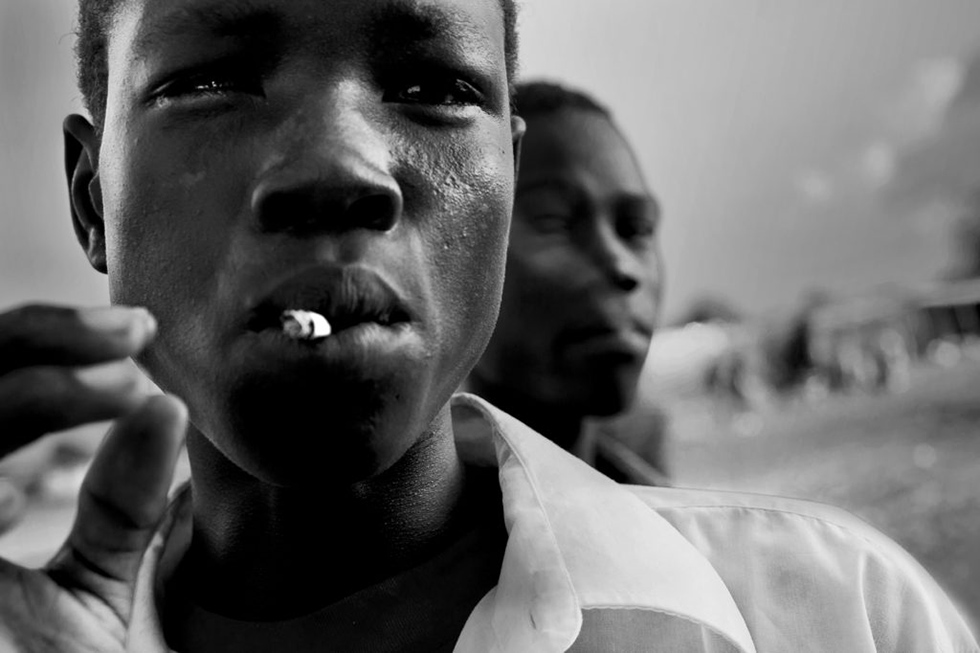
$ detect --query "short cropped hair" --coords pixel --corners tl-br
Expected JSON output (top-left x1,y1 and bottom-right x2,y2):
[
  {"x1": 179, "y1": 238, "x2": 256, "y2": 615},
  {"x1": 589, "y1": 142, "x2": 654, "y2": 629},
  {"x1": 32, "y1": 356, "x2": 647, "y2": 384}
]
[
  {"x1": 75, "y1": 0, "x2": 519, "y2": 130},
  {"x1": 513, "y1": 80, "x2": 612, "y2": 121}
]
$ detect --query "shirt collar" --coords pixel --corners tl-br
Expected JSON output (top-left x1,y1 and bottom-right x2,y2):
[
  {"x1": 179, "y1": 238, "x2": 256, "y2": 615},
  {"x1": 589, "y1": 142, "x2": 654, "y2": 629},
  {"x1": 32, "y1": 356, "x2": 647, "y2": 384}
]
[
  {"x1": 130, "y1": 393, "x2": 756, "y2": 653},
  {"x1": 451, "y1": 393, "x2": 757, "y2": 653}
]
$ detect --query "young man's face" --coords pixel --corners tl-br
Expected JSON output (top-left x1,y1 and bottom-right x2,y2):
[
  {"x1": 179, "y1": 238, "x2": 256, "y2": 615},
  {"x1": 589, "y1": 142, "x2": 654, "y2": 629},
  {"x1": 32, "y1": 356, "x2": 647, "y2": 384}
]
[
  {"x1": 72, "y1": 0, "x2": 521, "y2": 484},
  {"x1": 476, "y1": 109, "x2": 662, "y2": 416}
]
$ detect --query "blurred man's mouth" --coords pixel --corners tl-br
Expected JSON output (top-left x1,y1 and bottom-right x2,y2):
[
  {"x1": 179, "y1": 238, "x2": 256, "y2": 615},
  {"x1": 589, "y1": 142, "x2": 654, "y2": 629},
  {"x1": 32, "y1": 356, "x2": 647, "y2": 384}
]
[{"x1": 557, "y1": 318, "x2": 653, "y2": 362}]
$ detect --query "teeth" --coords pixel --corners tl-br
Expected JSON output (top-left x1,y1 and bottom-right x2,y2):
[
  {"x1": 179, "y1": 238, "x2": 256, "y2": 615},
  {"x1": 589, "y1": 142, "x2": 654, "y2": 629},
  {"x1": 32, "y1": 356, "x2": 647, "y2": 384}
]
[{"x1": 280, "y1": 309, "x2": 332, "y2": 340}]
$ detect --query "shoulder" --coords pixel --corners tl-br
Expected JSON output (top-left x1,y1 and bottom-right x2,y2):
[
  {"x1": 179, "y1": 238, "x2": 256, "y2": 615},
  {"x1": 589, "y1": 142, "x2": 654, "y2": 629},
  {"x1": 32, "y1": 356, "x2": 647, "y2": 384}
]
[
  {"x1": 628, "y1": 484, "x2": 894, "y2": 547},
  {"x1": 626, "y1": 484, "x2": 936, "y2": 597},
  {"x1": 625, "y1": 486, "x2": 979, "y2": 653}
]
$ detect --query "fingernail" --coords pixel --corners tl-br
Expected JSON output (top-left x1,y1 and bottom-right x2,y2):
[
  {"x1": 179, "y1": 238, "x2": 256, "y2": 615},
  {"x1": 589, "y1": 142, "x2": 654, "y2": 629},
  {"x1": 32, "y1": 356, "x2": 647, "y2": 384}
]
[{"x1": 79, "y1": 306, "x2": 155, "y2": 336}]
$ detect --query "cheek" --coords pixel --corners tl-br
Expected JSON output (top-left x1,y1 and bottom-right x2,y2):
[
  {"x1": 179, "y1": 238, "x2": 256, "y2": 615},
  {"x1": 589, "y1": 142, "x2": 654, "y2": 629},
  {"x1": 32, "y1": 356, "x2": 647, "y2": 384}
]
[
  {"x1": 504, "y1": 229, "x2": 585, "y2": 312},
  {"x1": 641, "y1": 245, "x2": 665, "y2": 308},
  {"x1": 410, "y1": 128, "x2": 514, "y2": 336},
  {"x1": 654, "y1": 246, "x2": 666, "y2": 291},
  {"x1": 496, "y1": 251, "x2": 565, "y2": 353},
  {"x1": 99, "y1": 133, "x2": 245, "y2": 336}
]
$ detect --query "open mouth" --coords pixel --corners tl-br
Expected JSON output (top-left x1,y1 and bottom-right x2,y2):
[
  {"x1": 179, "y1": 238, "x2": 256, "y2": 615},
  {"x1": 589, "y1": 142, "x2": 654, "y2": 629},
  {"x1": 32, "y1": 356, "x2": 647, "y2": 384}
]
[{"x1": 245, "y1": 267, "x2": 412, "y2": 337}]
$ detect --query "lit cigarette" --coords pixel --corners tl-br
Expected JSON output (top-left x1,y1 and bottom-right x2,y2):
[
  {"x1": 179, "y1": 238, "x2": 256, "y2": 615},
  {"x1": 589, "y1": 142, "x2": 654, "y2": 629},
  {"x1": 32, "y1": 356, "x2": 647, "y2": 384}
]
[{"x1": 280, "y1": 309, "x2": 332, "y2": 340}]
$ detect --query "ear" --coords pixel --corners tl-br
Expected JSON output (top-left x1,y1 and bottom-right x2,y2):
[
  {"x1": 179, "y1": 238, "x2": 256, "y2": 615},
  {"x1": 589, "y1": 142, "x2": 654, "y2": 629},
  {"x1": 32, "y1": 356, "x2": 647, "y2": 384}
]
[
  {"x1": 64, "y1": 114, "x2": 107, "y2": 274},
  {"x1": 510, "y1": 115, "x2": 525, "y2": 185}
]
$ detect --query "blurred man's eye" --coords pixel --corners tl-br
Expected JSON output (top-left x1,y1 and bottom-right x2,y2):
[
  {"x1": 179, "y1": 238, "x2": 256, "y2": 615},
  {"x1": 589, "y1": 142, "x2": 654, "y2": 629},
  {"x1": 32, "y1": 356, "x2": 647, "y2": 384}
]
[
  {"x1": 528, "y1": 212, "x2": 575, "y2": 235},
  {"x1": 518, "y1": 189, "x2": 581, "y2": 236},
  {"x1": 616, "y1": 213, "x2": 658, "y2": 244},
  {"x1": 383, "y1": 71, "x2": 486, "y2": 107},
  {"x1": 615, "y1": 196, "x2": 660, "y2": 246}
]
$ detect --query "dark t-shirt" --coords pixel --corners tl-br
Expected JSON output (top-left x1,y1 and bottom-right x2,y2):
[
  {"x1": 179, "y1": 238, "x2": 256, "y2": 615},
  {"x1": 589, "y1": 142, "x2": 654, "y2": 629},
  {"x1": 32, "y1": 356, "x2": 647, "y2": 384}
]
[{"x1": 162, "y1": 468, "x2": 506, "y2": 653}]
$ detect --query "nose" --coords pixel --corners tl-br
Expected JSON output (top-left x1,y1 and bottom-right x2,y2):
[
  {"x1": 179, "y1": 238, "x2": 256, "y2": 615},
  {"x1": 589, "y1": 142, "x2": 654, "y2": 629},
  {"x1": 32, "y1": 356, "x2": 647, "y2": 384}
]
[
  {"x1": 251, "y1": 86, "x2": 402, "y2": 235},
  {"x1": 588, "y1": 220, "x2": 643, "y2": 293}
]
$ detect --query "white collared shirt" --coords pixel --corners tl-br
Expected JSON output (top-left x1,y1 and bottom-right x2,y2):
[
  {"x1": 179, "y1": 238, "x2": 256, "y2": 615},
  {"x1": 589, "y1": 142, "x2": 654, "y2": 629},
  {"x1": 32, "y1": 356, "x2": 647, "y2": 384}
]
[{"x1": 129, "y1": 394, "x2": 979, "y2": 652}]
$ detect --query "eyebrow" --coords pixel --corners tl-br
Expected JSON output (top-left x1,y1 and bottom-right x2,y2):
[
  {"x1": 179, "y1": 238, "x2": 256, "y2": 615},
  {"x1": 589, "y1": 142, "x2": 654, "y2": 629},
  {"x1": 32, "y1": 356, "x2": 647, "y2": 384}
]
[
  {"x1": 134, "y1": 2, "x2": 284, "y2": 54},
  {"x1": 620, "y1": 193, "x2": 662, "y2": 225},
  {"x1": 518, "y1": 179, "x2": 661, "y2": 214},
  {"x1": 367, "y1": 1, "x2": 494, "y2": 57},
  {"x1": 516, "y1": 179, "x2": 580, "y2": 196}
]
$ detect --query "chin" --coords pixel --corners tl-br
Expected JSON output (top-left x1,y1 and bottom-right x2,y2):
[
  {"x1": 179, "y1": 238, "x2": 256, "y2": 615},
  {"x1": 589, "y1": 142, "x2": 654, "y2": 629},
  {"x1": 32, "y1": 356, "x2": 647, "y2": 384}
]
[
  {"x1": 208, "y1": 362, "x2": 427, "y2": 487},
  {"x1": 569, "y1": 364, "x2": 642, "y2": 419},
  {"x1": 581, "y1": 391, "x2": 633, "y2": 418}
]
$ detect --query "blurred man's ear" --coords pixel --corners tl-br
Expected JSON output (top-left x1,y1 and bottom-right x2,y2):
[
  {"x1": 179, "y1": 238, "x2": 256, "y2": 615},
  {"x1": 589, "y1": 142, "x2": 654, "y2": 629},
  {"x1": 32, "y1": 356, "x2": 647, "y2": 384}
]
[
  {"x1": 511, "y1": 115, "x2": 525, "y2": 184},
  {"x1": 64, "y1": 114, "x2": 107, "y2": 274}
]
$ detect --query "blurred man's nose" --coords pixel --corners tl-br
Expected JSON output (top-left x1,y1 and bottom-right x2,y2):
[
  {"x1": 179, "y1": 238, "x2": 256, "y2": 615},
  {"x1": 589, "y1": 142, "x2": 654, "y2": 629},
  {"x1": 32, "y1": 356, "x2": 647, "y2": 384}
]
[
  {"x1": 250, "y1": 83, "x2": 402, "y2": 235},
  {"x1": 588, "y1": 219, "x2": 643, "y2": 293}
]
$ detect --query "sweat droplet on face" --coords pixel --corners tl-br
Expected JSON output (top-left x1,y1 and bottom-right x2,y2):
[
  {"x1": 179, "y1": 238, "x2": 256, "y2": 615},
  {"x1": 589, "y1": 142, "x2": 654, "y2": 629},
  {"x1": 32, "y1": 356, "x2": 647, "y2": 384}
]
[{"x1": 280, "y1": 309, "x2": 332, "y2": 340}]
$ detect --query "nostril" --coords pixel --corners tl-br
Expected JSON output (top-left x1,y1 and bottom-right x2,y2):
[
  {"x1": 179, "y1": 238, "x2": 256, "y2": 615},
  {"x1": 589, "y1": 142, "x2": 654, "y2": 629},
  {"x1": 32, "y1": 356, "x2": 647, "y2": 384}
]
[
  {"x1": 613, "y1": 272, "x2": 639, "y2": 293},
  {"x1": 348, "y1": 193, "x2": 400, "y2": 232},
  {"x1": 257, "y1": 191, "x2": 314, "y2": 233},
  {"x1": 254, "y1": 189, "x2": 399, "y2": 233},
  {"x1": 251, "y1": 168, "x2": 402, "y2": 234}
]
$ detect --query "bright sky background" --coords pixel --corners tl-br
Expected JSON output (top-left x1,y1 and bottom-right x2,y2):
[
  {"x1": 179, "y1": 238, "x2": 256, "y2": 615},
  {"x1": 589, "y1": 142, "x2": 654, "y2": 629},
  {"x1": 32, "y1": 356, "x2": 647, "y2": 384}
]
[{"x1": 3, "y1": 0, "x2": 980, "y2": 318}]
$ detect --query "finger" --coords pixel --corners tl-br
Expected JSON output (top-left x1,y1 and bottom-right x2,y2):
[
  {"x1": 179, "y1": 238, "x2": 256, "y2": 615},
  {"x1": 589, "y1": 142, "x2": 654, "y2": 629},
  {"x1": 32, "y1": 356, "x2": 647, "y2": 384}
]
[
  {"x1": 0, "y1": 304, "x2": 156, "y2": 375},
  {"x1": 0, "y1": 478, "x2": 26, "y2": 536},
  {"x1": 0, "y1": 360, "x2": 147, "y2": 457},
  {"x1": 48, "y1": 395, "x2": 187, "y2": 622}
]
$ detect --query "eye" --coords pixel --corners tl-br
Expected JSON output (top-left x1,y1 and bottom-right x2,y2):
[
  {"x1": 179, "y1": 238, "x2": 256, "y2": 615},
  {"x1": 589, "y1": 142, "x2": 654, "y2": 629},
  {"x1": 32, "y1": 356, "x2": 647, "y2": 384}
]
[
  {"x1": 528, "y1": 212, "x2": 575, "y2": 235},
  {"x1": 518, "y1": 190, "x2": 580, "y2": 236},
  {"x1": 619, "y1": 215, "x2": 655, "y2": 237},
  {"x1": 152, "y1": 67, "x2": 264, "y2": 106},
  {"x1": 616, "y1": 213, "x2": 658, "y2": 245},
  {"x1": 616, "y1": 199, "x2": 659, "y2": 244},
  {"x1": 383, "y1": 72, "x2": 485, "y2": 107}
]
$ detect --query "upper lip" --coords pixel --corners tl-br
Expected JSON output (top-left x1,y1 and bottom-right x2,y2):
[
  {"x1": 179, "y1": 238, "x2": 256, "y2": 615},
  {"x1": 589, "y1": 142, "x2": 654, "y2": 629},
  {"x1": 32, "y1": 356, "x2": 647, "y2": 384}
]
[{"x1": 245, "y1": 266, "x2": 412, "y2": 334}]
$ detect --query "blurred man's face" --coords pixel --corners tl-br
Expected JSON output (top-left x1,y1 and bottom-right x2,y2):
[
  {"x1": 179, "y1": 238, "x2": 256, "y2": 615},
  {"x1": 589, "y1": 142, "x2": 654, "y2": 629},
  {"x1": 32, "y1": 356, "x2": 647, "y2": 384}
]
[
  {"x1": 84, "y1": 0, "x2": 521, "y2": 485},
  {"x1": 476, "y1": 109, "x2": 662, "y2": 416}
]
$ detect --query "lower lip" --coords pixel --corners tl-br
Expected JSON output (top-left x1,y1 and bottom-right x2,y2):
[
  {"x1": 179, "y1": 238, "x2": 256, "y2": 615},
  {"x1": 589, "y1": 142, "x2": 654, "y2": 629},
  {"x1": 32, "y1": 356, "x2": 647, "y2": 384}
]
[
  {"x1": 562, "y1": 330, "x2": 649, "y2": 360},
  {"x1": 243, "y1": 321, "x2": 419, "y2": 362}
]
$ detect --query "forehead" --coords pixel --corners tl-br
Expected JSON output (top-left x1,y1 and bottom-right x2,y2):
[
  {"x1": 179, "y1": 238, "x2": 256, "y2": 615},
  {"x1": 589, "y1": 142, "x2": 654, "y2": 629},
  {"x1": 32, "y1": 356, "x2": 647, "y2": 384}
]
[
  {"x1": 517, "y1": 109, "x2": 647, "y2": 196},
  {"x1": 112, "y1": 0, "x2": 504, "y2": 63}
]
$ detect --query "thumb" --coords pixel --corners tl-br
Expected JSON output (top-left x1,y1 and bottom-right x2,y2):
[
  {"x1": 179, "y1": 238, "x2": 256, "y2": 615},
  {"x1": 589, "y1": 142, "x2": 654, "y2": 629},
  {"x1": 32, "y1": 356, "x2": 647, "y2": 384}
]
[{"x1": 48, "y1": 395, "x2": 187, "y2": 622}]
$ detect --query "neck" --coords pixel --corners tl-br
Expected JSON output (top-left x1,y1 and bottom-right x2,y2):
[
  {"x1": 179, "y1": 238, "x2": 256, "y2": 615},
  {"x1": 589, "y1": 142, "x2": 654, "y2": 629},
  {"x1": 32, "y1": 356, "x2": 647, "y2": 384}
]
[
  {"x1": 468, "y1": 376, "x2": 584, "y2": 452},
  {"x1": 175, "y1": 405, "x2": 474, "y2": 620}
]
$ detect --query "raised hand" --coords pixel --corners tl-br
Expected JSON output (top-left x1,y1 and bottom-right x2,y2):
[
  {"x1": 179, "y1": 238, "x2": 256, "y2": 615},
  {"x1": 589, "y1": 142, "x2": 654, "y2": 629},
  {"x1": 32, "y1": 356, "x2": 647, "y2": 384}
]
[{"x1": 0, "y1": 304, "x2": 186, "y2": 652}]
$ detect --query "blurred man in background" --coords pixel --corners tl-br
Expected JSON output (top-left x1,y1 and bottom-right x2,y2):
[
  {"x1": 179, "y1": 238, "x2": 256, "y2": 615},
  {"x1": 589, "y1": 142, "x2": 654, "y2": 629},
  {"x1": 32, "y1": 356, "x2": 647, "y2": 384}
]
[{"x1": 469, "y1": 81, "x2": 669, "y2": 485}]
